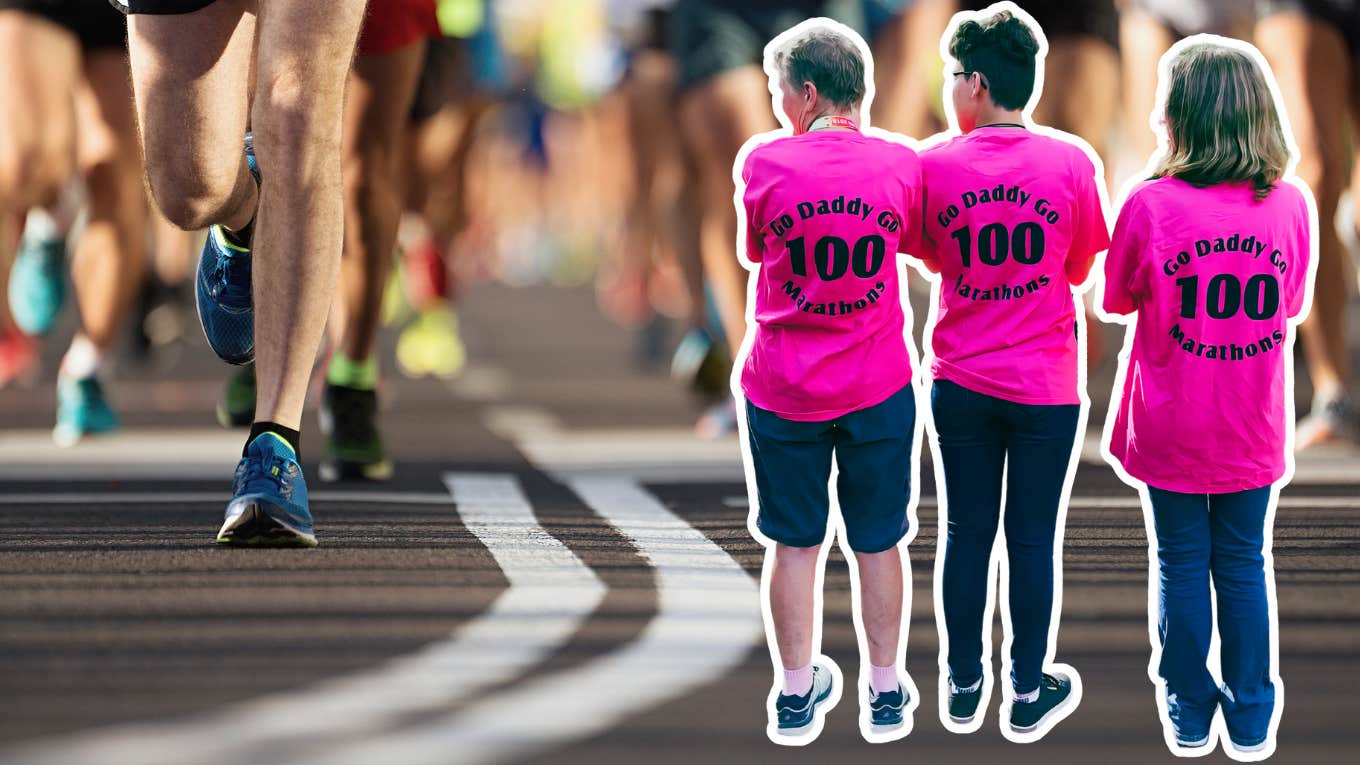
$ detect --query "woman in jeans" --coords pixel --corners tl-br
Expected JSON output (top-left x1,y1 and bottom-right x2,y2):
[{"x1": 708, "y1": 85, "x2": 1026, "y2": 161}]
[
  {"x1": 1101, "y1": 36, "x2": 1315, "y2": 759},
  {"x1": 918, "y1": 7, "x2": 1110, "y2": 741}
]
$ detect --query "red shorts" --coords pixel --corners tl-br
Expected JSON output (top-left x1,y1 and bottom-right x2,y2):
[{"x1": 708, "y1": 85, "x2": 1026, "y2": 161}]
[{"x1": 357, "y1": 0, "x2": 440, "y2": 57}]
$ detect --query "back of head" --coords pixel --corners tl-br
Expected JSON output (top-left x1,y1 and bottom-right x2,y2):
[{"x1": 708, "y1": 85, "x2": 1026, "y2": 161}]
[
  {"x1": 948, "y1": 10, "x2": 1040, "y2": 111},
  {"x1": 774, "y1": 26, "x2": 867, "y2": 109},
  {"x1": 1155, "y1": 42, "x2": 1290, "y2": 200}
]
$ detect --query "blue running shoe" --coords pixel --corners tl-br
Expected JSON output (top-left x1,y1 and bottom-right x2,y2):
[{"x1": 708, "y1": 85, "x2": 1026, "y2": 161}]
[
  {"x1": 773, "y1": 663, "x2": 837, "y2": 737},
  {"x1": 867, "y1": 683, "x2": 909, "y2": 733},
  {"x1": 196, "y1": 135, "x2": 258, "y2": 365},
  {"x1": 8, "y1": 233, "x2": 66, "y2": 335},
  {"x1": 53, "y1": 374, "x2": 119, "y2": 447},
  {"x1": 217, "y1": 432, "x2": 317, "y2": 547}
]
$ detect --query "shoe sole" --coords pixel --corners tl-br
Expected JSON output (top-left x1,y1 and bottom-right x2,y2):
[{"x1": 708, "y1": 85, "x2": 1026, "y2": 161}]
[
  {"x1": 1228, "y1": 739, "x2": 1268, "y2": 753},
  {"x1": 319, "y1": 458, "x2": 393, "y2": 483},
  {"x1": 869, "y1": 719, "x2": 904, "y2": 733},
  {"x1": 216, "y1": 503, "x2": 317, "y2": 547},
  {"x1": 1009, "y1": 690, "x2": 1076, "y2": 734},
  {"x1": 948, "y1": 711, "x2": 979, "y2": 724}
]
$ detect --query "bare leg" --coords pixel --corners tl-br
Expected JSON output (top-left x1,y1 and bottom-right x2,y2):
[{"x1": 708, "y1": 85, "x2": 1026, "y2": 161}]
[
  {"x1": 1257, "y1": 13, "x2": 1355, "y2": 444},
  {"x1": 335, "y1": 41, "x2": 426, "y2": 362},
  {"x1": 0, "y1": 11, "x2": 79, "y2": 214},
  {"x1": 128, "y1": 0, "x2": 258, "y2": 235},
  {"x1": 768, "y1": 543, "x2": 822, "y2": 670},
  {"x1": 1117, "y1": 8, "x2": 1177, "y2": 188},
  {"x1": 678, "y1": 66, "x2": 776, "y2": 357},
  {"x1": 870, "y1": 0, "x2": 953, "y2": 138},
  {"x1": 855, "y1": 546, "x2": 905, "y2": 668},
  {"x1": 247, "y1": 0, "x2": 366, "y2": 429},
  {"x1": 70, "y1": 49, "x2": 148, "y2": 353}
]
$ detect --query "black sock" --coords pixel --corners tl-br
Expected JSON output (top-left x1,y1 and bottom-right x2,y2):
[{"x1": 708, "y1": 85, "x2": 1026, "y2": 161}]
[
  {"x1": 246, "y1": 421, "x2": 300, "y2": 459},
  {"x1": 223, "y1": 218, "x2": 254, "y2": 249}
]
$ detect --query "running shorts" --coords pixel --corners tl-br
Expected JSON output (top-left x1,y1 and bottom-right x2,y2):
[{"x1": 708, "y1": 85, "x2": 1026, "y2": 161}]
[
  {"x1": 1, "y1": 0, "x2": 126, "y2": 49},
  {"x1": 109, "y1": 0, "x2": 215, "y2": 14},
  {"x1": 358, "y1": 0, "x2": 439, "y2": 57},
  {"x1": 669, "y1": 0, "x2": 867, "y2": 92}
]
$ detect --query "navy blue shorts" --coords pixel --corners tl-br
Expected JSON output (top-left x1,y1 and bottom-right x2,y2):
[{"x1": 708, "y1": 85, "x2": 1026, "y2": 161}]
[{"x1": 746, "y1": 383, "x2": 916, "y2": 553}]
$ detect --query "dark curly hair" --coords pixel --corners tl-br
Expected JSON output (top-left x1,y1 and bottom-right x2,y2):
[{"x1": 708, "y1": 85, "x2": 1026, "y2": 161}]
[{"x1": 948, "y1": 10, "x2": 1040, "y2": 111}]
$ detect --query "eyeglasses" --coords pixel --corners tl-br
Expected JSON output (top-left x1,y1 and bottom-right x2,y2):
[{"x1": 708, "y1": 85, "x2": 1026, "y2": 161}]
[{"x1": 953, "y1": 70, "x2": 989, "y2": 89}]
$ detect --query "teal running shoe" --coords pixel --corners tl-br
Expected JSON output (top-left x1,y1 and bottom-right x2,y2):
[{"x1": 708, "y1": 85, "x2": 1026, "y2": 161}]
[
  {"x1": 8, "y1": 233, "x2": 66, "y2": 335},
  {"x1": 53, "y1": 374, "x2": 119, "y2": 447},
  {"x1": 196, "y1": 134, "x2": 257, "y2": 365},
  {"x1": 216, "y1": 363, "x2": 256, "y2": 428},
  {"x1": 217, "y1": 432, "x2": 317, "y2": 547}
]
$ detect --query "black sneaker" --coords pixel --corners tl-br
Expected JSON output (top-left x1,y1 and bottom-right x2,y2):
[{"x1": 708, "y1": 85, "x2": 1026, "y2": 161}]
[
  {"x1": 1009, "y1": 673, "x2": 1075, "y2": 734},
  {"x1": 216, "y1": 363, "x2": 256, "y2": 428},
  {"x1": 948, "y1": 677, "x2": 985, "y2": 725},
  {"x1": 867, "y1": 683, "x2": 909, "y2": 733},
  {"x1": 318, "y1": 383, "x2": 393, "y2": 482}
]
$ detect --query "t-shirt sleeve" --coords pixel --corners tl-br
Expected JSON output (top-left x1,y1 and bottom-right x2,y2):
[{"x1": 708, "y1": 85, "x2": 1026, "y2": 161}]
[
  {"x1": 1286, "y1": 188, "x2": 1313, "y2": 319},
  {"x1": 1065, "y1": 155, "x2": 1111, "y2": 287},
  {"x1": 740, "y1": 152, "x2": 764, "y2": 264},
  {"x1": 1102, "y1": 193, "x2": 1150, "y2": 316}
]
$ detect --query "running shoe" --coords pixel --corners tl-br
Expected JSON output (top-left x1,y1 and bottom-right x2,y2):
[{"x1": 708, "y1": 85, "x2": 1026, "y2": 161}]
[
  {"x1": 772, "y1": 663, "x2": 837, "y2": 737},
  {"x1": 670, "y1": 327, "x2": 730, "y2": 399},
  {"x1": 53, "y1": 374, "x2": 119, "y2": 447},
  {"x1": 694, "y1": 397, "x2": 738, "y2": 439},
  {"x1": 947, "y1": 677, "x2": 985, "y2": 725},
  {"x1": 395, "y1": 306, "x2": 466, "y2": 379},
  {"x1": 217, "y1": 432, "x2": 316, "y2": 547},
  {"x1": 867, "y1": 683, "x2": 909, "y2": 733},
  {"x1": 1296, "y1": 393, "x2": 1359, "y2": 449},
  {"x1": 0, "y1": 331, "x2": 39, "y2": 389},
  {"x1": 216, "y1": 363, "x2": 256, "y2": 428},
  {"x1": 195, "y1": 134, "x2": 257, "y2": 365},
  {"x1": 8, "y1": 232, "x2": 66, "y2": 335},
  {"x1": 318, "y1": 382, "x2": 392, "y2": 482},
  {"x1": 1009, "y1": 672, "x2": 1075, "y2": 734}
]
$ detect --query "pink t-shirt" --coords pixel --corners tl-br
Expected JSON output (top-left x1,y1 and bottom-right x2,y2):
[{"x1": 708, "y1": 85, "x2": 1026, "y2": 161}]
[
  {"x1": 1103, "y1": 177, "x2": 1313, "y2": 493},
  {"x1": 740, "y1": 129, "x2": 925, "y2": 421},
  {"x1": 919, "y1": 127, "x2": 1110, "y2": 405}
]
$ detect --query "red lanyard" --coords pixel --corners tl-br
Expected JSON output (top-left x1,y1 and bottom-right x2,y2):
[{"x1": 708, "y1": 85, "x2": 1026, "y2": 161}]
[{"x1": 808, "y1": 115, "x2": 858, "y2": 132}]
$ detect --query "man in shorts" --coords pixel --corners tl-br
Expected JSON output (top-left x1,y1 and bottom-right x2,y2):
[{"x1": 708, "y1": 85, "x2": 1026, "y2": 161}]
[
  {"x1": 115, "y1": 0, "x2": 367, "y2": 546},
  {"x1": 0, "y1": 2, "x2": 148, "y2": 445}
]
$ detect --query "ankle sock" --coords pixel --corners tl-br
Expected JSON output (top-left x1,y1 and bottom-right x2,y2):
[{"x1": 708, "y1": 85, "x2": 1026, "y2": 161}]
[
  {"x1": 952, "y1": 677, "x2": 982, "y2": 694},
  {"x1": 223, "y1": 218, "x2": 254, "y2": 249},
  {"x1": 783, "y1": 665, "x2": 814, "y2": 697},
  {"x1": 870, "y1": 664, "x2": 898, "y2": 694},
  {"x1": 327, "y1": 350, "x2": 378, "y2": 390},
  {"x1": 60, "y1": 335, "x2": 104, "y2": 379},
  {"x1": 246, "y1": 422, "x2": 300, "y2": 459},
  {"x1": 1014, "y1": 686, "x2": 1039, "y2": 703}
]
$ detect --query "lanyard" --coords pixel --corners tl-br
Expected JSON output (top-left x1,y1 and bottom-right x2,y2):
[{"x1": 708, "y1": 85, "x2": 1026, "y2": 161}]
[{"x1": 807, "y1": 115, "x2": 858, "y2": 132}]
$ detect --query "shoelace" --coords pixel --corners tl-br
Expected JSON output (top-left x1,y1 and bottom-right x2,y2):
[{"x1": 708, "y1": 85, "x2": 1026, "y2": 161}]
[
  {"x1": 214, "y1": 249, "x2": 253, "y2": 305},
  {"x1": 238, "y1": 453, "x2": 296, "y2": 501}
]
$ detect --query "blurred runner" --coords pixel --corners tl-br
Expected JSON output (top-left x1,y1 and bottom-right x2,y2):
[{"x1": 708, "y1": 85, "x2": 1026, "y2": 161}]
[
  {"x1": 1117, "y1": 0, "x2": 1256, "y2": 187},
  {"x1": 0, "y1": 1, "x2": 148, "y2": 444},
  {"x1": 865, "y1": 0, "x2": 951, "y2": 138},
  {"x1": 1256, "y1": 0, "x2": 1360, "y2": 446},
  {"x1": 119, "y1": 0, "x2": 367, "y2": 547},
  {"x1": 671, "y1": 0, "x2": 868, "y2": 436}
]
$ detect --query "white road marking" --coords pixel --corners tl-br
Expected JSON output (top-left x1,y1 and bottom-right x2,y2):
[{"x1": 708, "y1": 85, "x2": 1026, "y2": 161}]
[
  {"x1": 292, "y1": 475, "x2": 762, "y2": 765},
  {"x1": 0, "y1": 473, "x2": 605, "y2": 765}
]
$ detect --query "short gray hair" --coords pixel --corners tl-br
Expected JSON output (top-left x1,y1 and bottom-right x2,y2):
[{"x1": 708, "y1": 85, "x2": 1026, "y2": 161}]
[{"x1": 773, "y1": 27, "x2": 866, "y2": 109}]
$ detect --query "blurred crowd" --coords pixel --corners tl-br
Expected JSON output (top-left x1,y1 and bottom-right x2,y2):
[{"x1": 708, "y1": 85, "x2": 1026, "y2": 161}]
[{"x1": 0, "y1": 0, "x2": 1356, "y2": 448}]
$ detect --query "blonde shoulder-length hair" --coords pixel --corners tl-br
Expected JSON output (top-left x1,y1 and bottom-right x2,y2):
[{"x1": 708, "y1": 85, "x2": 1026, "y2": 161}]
[{"x1": 1155, "y1": 42, "x2": 1291, "y2": 201}]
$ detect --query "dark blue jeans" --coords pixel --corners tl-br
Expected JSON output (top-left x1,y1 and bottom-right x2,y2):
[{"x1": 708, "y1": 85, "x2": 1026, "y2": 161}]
[
  {"x1": 1148, "y1": 485, "x2": 1275, "y2": 748},
  {"x1": 931, "y1": 379, "x2": 1080, "y2": 695}
]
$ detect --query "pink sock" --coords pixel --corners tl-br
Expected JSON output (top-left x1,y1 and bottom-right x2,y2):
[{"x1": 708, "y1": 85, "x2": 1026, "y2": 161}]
[
  {"x1": 783, "y1": 665, "x2": 813, "y2": 697},
  {"x1": 870, "y1": 664, "x2": 899, "y2": 694}
]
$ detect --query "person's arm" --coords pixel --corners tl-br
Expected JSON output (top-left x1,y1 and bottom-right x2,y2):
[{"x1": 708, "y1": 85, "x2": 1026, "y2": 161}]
[
  {"x1": 740, "y1": 152, "x2": 764, "y2": 266},
  {"x1": 1066, "y1": 155, "x2": 1111, "y2": 288},
  {"x1": 905, "y1": 155, "x2": 939, "y2": 273},
  {"x1": 1101, "y1": 194, "x2": 1150, "y2": 316},
  {"x1": 1286, "y1": 186, "x2": 1315, "y2": 320}
]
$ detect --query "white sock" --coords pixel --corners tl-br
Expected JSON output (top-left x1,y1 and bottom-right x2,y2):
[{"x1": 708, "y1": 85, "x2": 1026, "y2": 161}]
[
  {"x1": 61, "y1": 335, "x2": 103, "y2": 379},
  {"x1": 1013, "y1": 687, "x2": 1040, "y2": 703},
  {"x1": 952, "y1": 677, "x2": 982, "y2": 694}
]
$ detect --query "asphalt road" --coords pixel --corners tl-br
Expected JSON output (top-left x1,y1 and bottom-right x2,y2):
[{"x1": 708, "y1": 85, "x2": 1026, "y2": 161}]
[{"x1": 1, "y1": 283, "x2": 1357, "y2": 765}]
